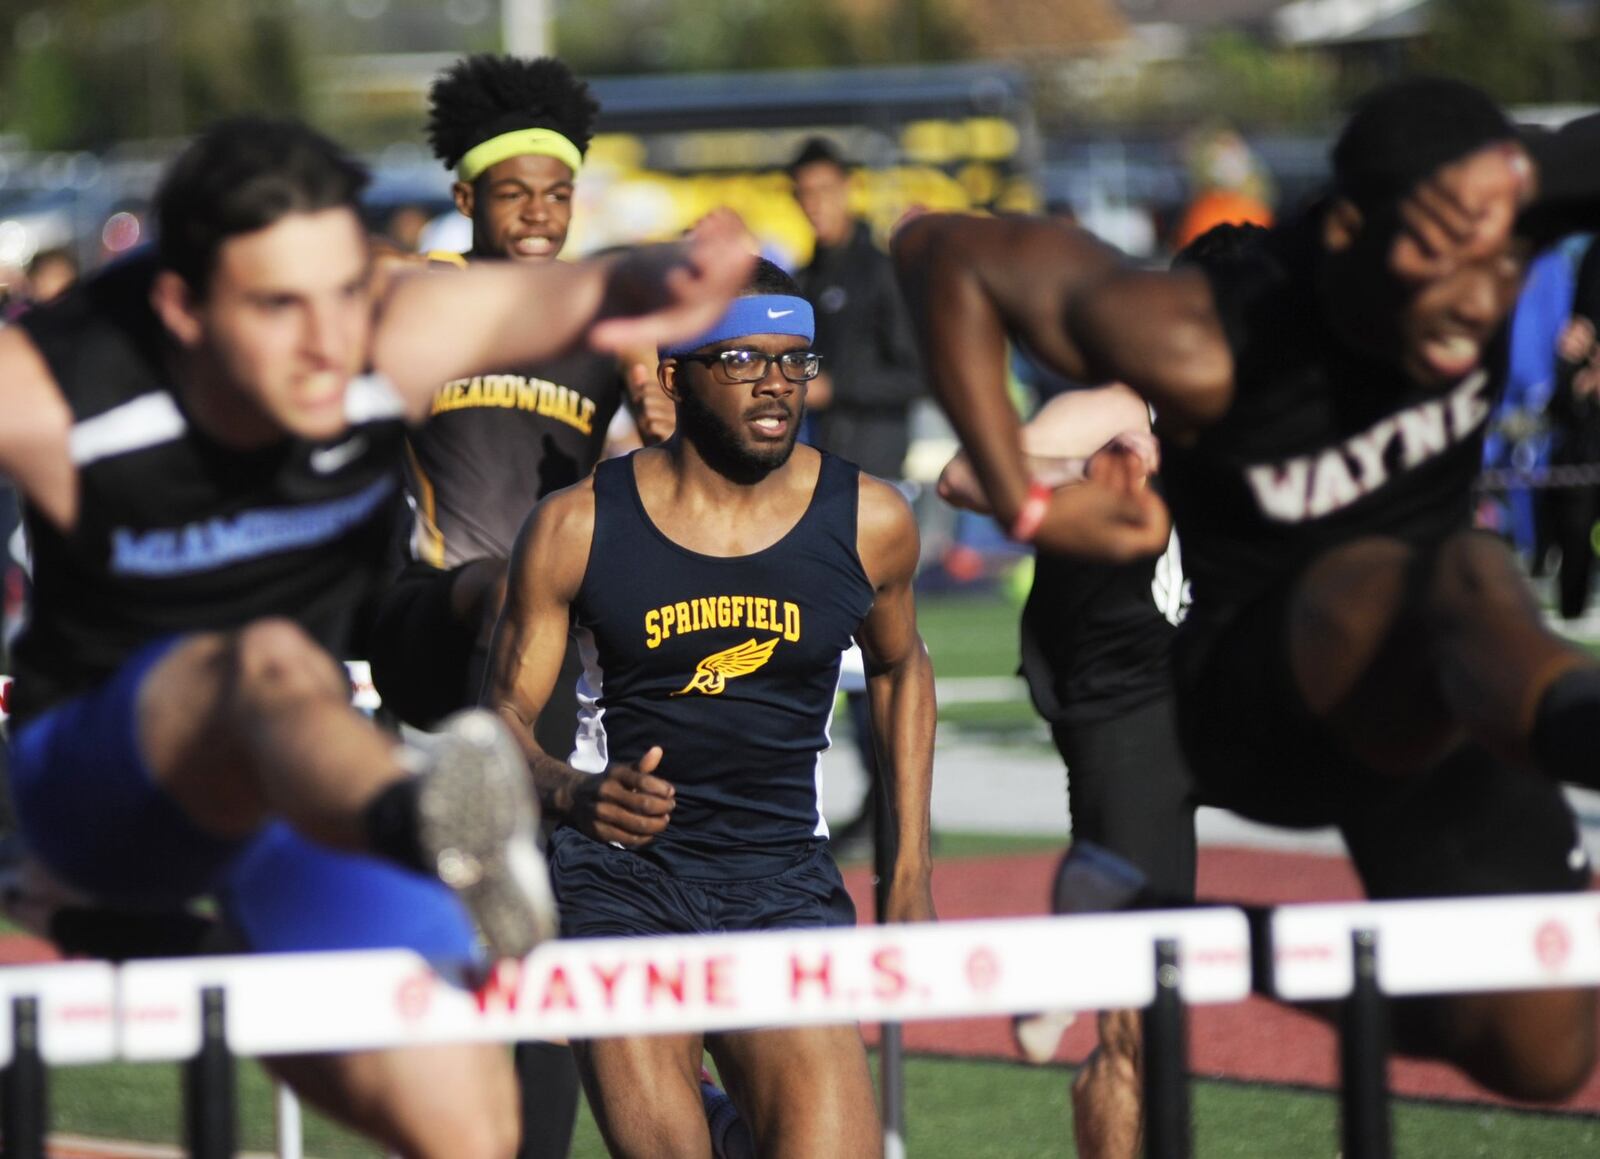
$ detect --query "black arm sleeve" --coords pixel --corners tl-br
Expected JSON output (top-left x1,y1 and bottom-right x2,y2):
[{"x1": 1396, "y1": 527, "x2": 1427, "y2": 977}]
[{"x1": 1520, "y1": 114, "x2": 1600, "y2": 243}]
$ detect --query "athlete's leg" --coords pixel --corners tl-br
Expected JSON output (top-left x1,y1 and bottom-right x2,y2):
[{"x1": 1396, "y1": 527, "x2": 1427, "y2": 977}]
[
  {"x1": 570, "y1": 1034, "x2": 712, "y2": 1159},
  {"x1": 1052, "y1": 696, "x2": 1195, "y2": 1159},
  {"x1": 707, "y1": 1024, "x2": 880, "y2": 1159},
  {"x1": 1285, "y1": 532, "x2": 1590, "y2": 775},
  {"x1": 222, "y1": 823, "x2": 521, "y2": 1155},
  {"x1": 1070, "y1": 1010, "x2": 1141, "y2": 1159},
  {"x1": 1341, "y1": 744, "x2": 1595, "y2": 1100},
  {"x1": 266, "y1": 1045, "x2": 519, "y2": 1159},
  {"x1": 138, "y1": 620, "x2": 407, "y2": 844}
]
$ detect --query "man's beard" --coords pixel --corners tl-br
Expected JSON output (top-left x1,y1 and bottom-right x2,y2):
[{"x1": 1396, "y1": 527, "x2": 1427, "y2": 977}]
[{"x1": 677, "y1": 386, "x2": 801, "y2": 485}]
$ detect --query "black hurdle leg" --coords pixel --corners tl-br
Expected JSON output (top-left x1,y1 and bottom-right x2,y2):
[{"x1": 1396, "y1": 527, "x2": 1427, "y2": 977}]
[
  {"x1": 184, "y1": 985, "x2": 236, "y2": 1159},
  {"x1": 1, "y1": 996, "x2": 46, "y2": 1159},
  {"x1": 1339, "y1": 929, "x2": 1392, "y2": 1159},
  {"x1": 1141, "y1": 937, "x2": 1191, "y2": 1159},
  {"x1": 873, "y1": 764, "x2": 906, "y2": 1159}
]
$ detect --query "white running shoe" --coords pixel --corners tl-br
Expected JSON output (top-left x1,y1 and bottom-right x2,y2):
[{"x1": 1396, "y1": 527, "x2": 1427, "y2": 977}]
[{"x1": 414, "y1": 709, "x2": 558, "y2": 960}]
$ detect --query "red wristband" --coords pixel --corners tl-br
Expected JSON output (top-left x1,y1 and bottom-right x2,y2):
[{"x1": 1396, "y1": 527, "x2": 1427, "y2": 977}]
[{"x1": 1009, "y1": 479, "x2": 1052, "y2": 544}]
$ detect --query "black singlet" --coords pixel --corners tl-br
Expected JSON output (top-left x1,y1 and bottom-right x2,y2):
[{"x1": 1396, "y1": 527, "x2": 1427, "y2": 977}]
[
  {"x1": 11, "y1": 256, "x2": 406, "y2": 725},
  {"x1": 1164, "y1": 217, "x2": 1503, "y2": 675},
  {"x1": 405, "y1": 349, "x2": 624, "y2": 567},
  {"x1": 568, "y1": 452, "x2": 875, "y2": 879},
  {"x1": 1019, "y1": 551, "x2": 1174, "y2": 729}
]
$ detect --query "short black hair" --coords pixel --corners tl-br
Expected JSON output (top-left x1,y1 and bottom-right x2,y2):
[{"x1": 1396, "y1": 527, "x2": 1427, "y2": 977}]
[
  {"x1": 789, "y1": 136, "x2": 849, "y2": 177},
  {"x1": 743, "y1": 256, "x2": 802, "y2": 298},
  {"x1": 1332, "y1": 76, "x2": 1514, "y2": 212},
  {"x1": 155, "y1": 116, "x2": 369, "y2": 295},
  {"x1": 428, "y1": 55, "x2": 599, "y2": 172},
  {"x1": 1172, "y1": 221, "x2": 1268, "y2": 271}
]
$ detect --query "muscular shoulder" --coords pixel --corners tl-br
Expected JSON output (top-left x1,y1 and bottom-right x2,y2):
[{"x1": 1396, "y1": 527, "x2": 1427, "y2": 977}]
[
  {"x1": 856, "y1": 473, "x2": 919, "y2": 590},
  {"x1": 512, "y1": 473, "x2": 598, "y2": 601}
]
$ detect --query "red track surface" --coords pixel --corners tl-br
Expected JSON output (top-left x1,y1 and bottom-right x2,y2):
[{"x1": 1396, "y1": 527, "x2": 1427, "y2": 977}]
[{"x1": 843, "y1": 846, "x2": 1600, "y2": 1115}]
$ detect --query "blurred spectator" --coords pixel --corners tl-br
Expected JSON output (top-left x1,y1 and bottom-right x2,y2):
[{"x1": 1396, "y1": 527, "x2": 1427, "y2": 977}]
[
  {"x1": 789, "y1": 136, "x2": 925, "y2": 856},
  {"x1": 383, "y1": 203, "x2": 433, "y2": 253},
  {"x1": 25, "y1": 250, "x2": 78, "y2": 306},
  {"x1": 1547, "y1": 235, "x2": 1600, "y2": 619},
  {"x1": 1171, "y1": 126, "x2": 1274, "y2": 253}
]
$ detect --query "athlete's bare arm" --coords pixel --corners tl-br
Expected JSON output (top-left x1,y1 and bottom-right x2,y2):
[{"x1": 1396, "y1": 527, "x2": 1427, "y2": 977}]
[
  {"x1": 891, "y1": 214, "x2": 1226, "y2": 558},
  {"x1": 485, "y1": 482, "x2": 676, "y2": 846},
  {"x1": 938, "y1": 383, "x2": 1156, "y2": 514},
  {"x1": 853, "y1": 475, "x2": 937, "y2": 923},
  {"x1": 373, "y1": 214, "x2": 754, "y2": 420},
  {"x1": 0, "y1": 326, "x2": 76, "y2": 528}
]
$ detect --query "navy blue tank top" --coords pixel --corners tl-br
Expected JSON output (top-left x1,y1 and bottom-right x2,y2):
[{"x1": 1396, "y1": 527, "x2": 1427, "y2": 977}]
[{"x1": 568, "y1": 451, "x2": 875, "y2": 879}]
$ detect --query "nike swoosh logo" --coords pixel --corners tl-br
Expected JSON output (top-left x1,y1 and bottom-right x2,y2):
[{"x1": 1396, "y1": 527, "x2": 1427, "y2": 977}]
[
  {"x1": 766, "y1": 308, "x2": 795, "y2": 319},
  {"x1": 309, "y1": 435, "x2": 368, "y2": 475}
]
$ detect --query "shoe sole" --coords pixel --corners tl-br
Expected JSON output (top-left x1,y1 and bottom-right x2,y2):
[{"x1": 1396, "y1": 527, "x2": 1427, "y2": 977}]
[{"x1": 417, "y1": 710, "x2": 559, "y2": 960}]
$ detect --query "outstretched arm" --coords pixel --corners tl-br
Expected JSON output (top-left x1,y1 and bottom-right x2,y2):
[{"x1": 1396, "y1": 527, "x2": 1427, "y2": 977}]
[
  {"x1": 853, "y1": 476, "x2": 937, "y2": 923},
  {"x1": 374, "y1": 213, "x2": 754, "y2": 421},
  {"x1": 892, "y1": 214, "x2": 1226, "y2": 556},
  {"x1": 485, "y1": 482, "x2": 676, "y2": 846},
  {"x1": 0, "y1": 326, "x2": 75, "y2": 528}
]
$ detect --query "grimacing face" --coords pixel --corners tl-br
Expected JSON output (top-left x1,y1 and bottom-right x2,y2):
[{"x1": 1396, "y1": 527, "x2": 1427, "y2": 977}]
[
  {"x1": 1323, "y1": 201, "x2": 1527, "y2": 390},
  {"x1": 178, "y1": 207, "x2": 374, "y2": 441},
  {"x1": 666, "y1": 333, "x2": 809, "y2": 478},
  {"x1": 454, "y1": 153, "x2": 575, "y2": 263}
]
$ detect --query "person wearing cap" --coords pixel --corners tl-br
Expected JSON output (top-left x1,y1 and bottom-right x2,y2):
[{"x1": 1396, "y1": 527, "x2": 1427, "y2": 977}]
[{"x1": 486, "y1": 257, "x2": 936, "y2": 1157}]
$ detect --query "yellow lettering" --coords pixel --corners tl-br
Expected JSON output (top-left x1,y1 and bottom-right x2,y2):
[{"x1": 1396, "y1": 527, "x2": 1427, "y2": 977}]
[
  {"x1": 694, "y1": 597, "x2": 716, "y2": 633},
  {"x1": 645, "y1": 609, "x2": 661, "y2": 650},
  {"x1": 577, "y1": 398, "x2": 596, "y2": 436},
  {"x1": 673, "y1": 601, "x2": 691, "y2": 634},
  {"x1": 716, "y1": 596, "x2": 731, "y2": 627},
  {"x1": 660, "y1": 605, "x2": 676, "y2": 640},
  {"x1": 462, "y1": 379, "x2": 483, "y2": 407},
  {"x1": 731, "y1": 596, "x2": 746, "y2": 626},
  {"x1": 517, "y1": 381, "x2": 538, "y2": 411},
  {"x1": 537, "y1": 380, "x2": 559, "y2": 417},
  {"x1": 783, "y1": 602, "x2": 801, "y2": 642}
]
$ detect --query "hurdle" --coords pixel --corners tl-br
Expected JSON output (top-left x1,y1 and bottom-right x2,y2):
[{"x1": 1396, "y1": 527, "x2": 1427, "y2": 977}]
[
  {"x1": 1267, "y1": 893, "x2": 1600, "y2": 1159},
  {"x1": 0, "y1": 907, "x2": 1249, "y2": 1157}
]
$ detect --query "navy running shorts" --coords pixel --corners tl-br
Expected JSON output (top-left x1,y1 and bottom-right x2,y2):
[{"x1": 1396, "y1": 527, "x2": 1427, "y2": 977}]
[{"x1": 549, "y1": 826, "x2": 856, "y2": 940}]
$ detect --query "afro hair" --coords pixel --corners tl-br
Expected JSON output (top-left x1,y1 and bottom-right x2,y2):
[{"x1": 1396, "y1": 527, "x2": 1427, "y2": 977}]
[{"x1": 427, "y1": 55, "x2": 600, "y2": 172}]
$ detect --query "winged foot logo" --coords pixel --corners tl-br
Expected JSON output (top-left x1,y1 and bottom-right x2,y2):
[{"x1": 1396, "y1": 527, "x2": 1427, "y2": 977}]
[{"x1": 674, "y1": 637, "x2": 780, "y2": 696}]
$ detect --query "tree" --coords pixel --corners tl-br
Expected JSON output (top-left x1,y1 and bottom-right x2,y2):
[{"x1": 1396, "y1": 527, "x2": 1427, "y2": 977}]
[{"x1": 0, "y1": 0, "x2": 309, "y2": 150}]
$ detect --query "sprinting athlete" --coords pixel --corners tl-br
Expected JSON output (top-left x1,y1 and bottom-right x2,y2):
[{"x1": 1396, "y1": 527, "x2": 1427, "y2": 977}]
[
  {"x1": 0, "y1": 116, "x2": 750, "y2": 1157},
  {"x1": 370, "y1": 55, "x2": 667, "y2": 750},
  {"x1": 366, "y1": 52, "x2": 645, "y2": 1159},
  {"x1": 896, "y1": 78, "x2": 1600, "y2": 1102},
  {"x1": 487, "y1": 258, "x2": 936, "y2": 1156}
]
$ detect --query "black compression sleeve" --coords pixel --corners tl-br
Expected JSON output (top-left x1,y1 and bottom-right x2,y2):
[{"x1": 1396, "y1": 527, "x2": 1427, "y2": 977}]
[{"x1": 1520, "y1": 113, "x2": 1600, "y2": 241}]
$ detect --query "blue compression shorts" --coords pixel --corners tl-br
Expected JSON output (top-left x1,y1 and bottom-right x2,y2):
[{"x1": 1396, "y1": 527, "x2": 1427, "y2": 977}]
[{"x1": 8, "y1": 637, "x2": 476, "y2": 959}]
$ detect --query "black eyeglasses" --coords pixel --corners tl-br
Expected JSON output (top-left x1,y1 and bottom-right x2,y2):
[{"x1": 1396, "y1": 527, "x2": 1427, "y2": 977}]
[{"x1": 674, "y1": 349, "x2": 824, "y2": 383}]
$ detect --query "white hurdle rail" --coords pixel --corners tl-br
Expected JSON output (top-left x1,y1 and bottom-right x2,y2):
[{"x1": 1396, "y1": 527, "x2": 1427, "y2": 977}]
[
  {"x1": 0, "y1": 908, "x2": 1252, "y2": 1159},
  {"x1": 1264, "y1": 893, "x2": 1600, "y2": 1159}
]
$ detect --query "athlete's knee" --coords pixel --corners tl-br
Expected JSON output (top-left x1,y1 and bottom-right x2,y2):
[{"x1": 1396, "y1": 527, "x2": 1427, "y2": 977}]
[
  {"x1": 1426, "y1": 532, "x2": 1536, "y2": 630},
  {"x1": 228, "y1": 619, "x2": 346, "y2": 707},
  {"x1": 1290, "y1": 538, "x2": 1414, "y2": 654},
  {"x1": 1396, "y1": 989, "x2": 1596, "y2": 1102}
]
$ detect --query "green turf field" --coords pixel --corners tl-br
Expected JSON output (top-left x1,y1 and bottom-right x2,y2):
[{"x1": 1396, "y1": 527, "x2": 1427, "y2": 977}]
[{"x1": 45, "y1": 1051, "x2": 1600, "y2": 1157}]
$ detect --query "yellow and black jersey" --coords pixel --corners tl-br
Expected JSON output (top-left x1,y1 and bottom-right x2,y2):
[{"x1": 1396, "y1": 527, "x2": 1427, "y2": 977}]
[
  {"x1": 403, "y1": 253, "x2": 626, "y2": 566},
  {"x1": 568, "y1": 453, "x2": 875, "y2": 879}
]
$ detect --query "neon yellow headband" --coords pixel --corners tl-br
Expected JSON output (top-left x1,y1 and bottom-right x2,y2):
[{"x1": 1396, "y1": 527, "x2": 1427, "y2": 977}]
[{"x1": 456, "y1": 128, "x2": 583, "y2": 183}]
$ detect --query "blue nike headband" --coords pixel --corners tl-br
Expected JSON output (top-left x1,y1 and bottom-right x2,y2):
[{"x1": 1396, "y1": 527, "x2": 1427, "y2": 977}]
[{"x1": 659, "y1": 295, "x2": 815, "y2": 357}]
